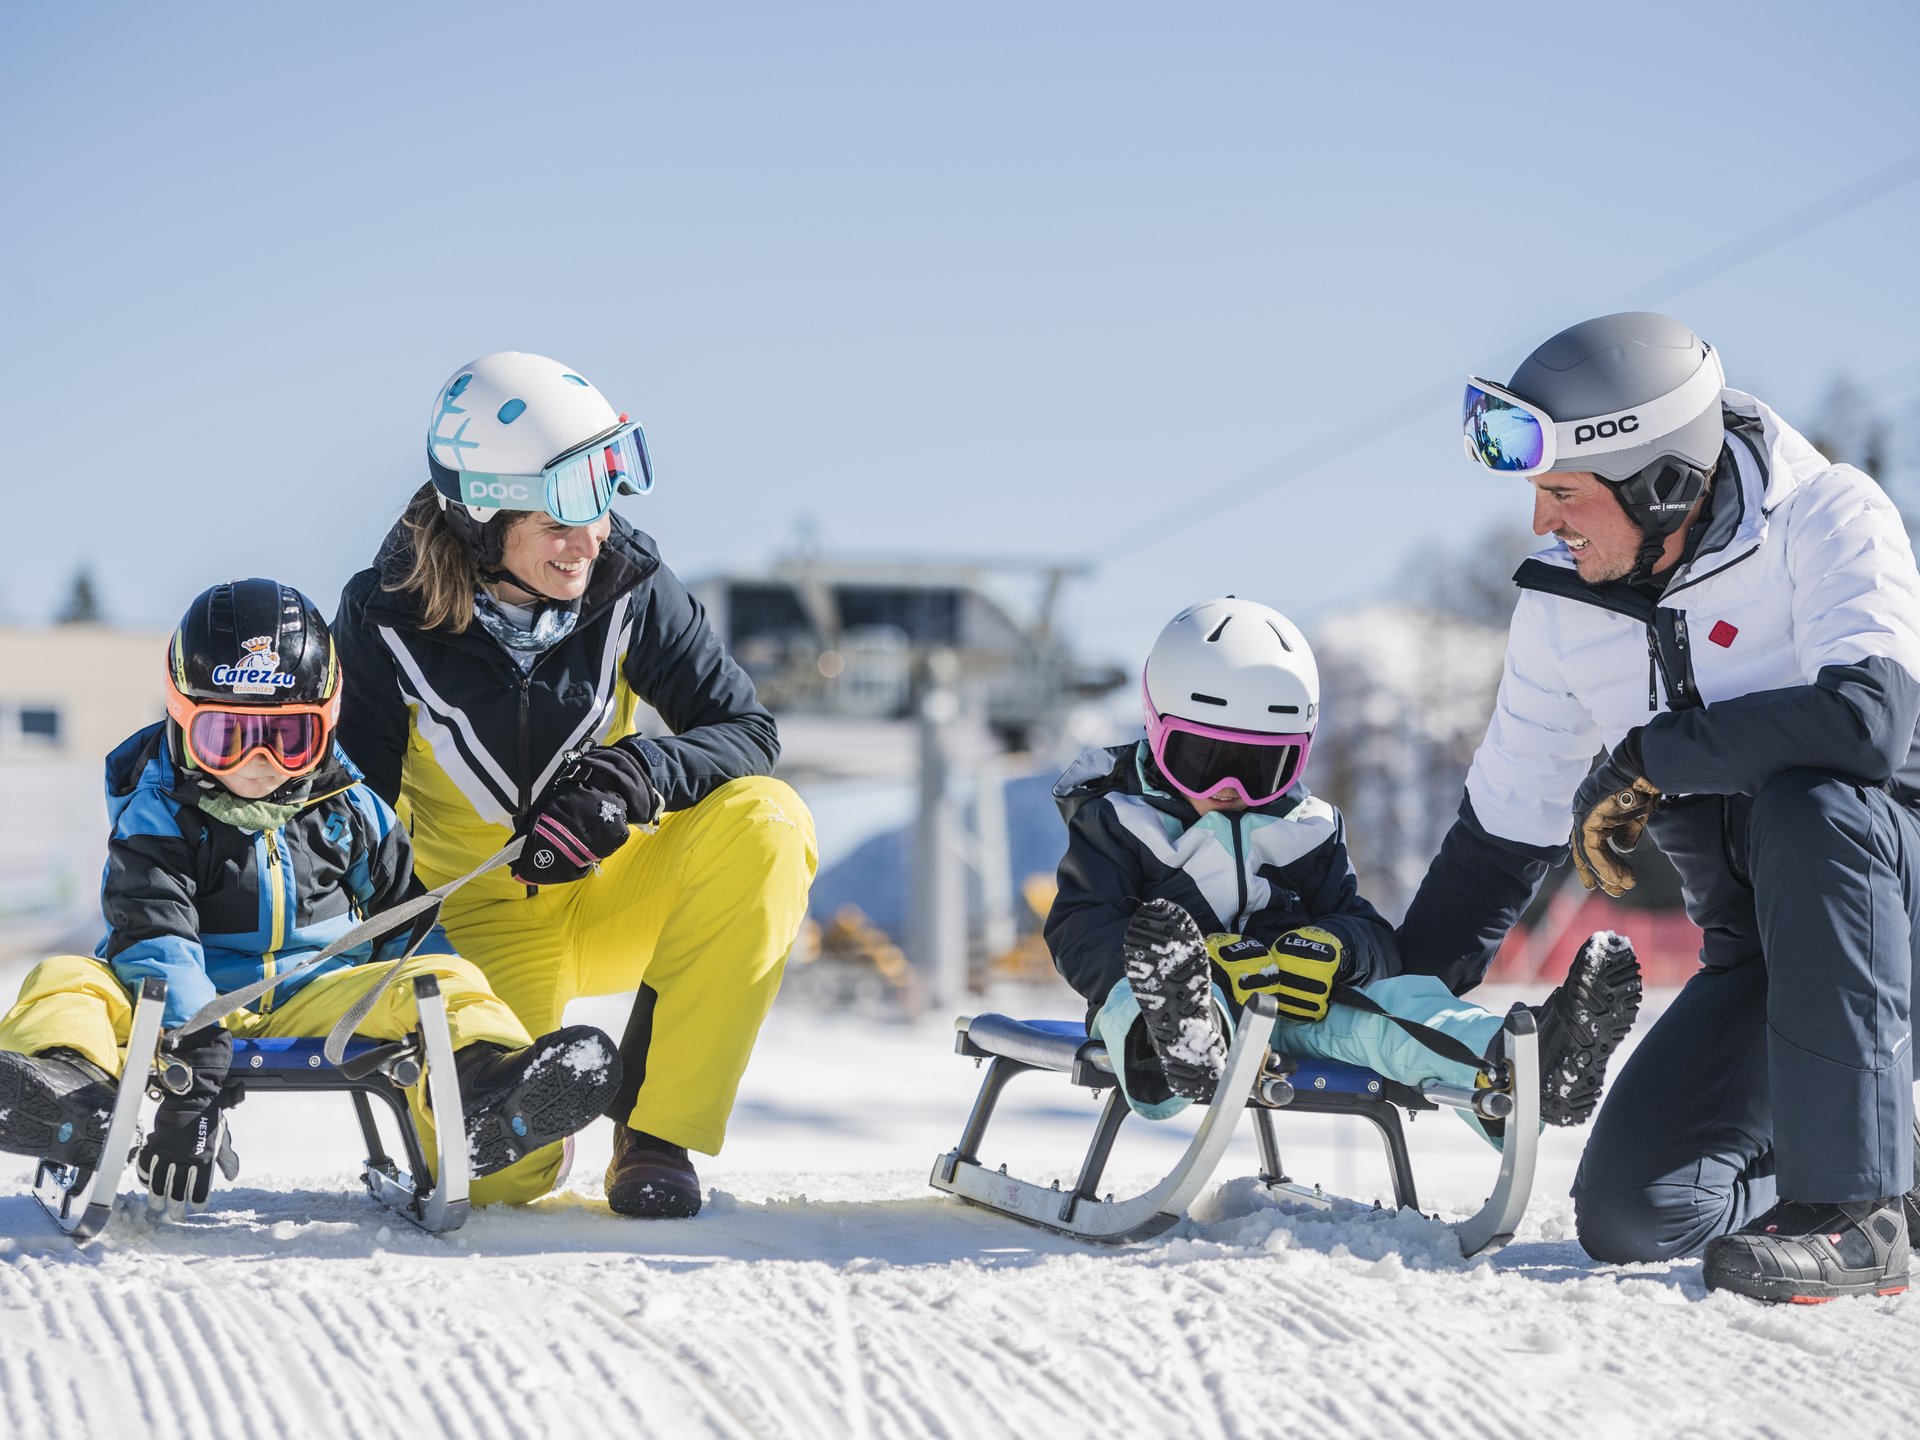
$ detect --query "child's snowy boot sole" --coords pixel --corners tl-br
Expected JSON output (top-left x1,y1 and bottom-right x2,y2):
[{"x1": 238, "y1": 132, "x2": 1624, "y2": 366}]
[
  {"x1": 1121, "y1": 899, "x2": 1224, "y2": 1102},
  {"x1": 1537, "y1": 931, "x2": 1643, "y2": 1127}
]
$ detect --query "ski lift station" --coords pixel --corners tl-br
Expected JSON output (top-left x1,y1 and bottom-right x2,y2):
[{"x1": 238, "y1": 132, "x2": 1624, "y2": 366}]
[{"x1": 688, "y1": 554, "x2": 1124, "y2": 777}]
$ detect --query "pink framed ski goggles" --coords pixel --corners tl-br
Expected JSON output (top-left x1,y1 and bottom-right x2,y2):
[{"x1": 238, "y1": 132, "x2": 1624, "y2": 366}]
[{"x1": 1146, "y1": 709, "x2": 1313, "y2": 807}]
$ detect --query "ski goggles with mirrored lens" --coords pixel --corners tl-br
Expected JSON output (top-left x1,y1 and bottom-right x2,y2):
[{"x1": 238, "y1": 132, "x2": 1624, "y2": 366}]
[
  {"x1": 1462, "y1": 378, "x2": 1553, "y2": 475},
  {"x1": 1462, "y1": 344, "x2": 1724, "y2": 479},
  {"x1": 446, "y1": 417, "x2": 655, "y2": 525},
  {"x1": 1148, "y1": 713, "x2": 1312, "y2": 807},
  {"x1": 165, "y1": 693, "x2": 339, "y2": 777}
]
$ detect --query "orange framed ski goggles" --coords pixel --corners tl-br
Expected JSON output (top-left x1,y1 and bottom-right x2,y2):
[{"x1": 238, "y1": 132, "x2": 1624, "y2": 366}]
[{"x1": 164, "y1": 690, "x2": 340, "y2": 778}]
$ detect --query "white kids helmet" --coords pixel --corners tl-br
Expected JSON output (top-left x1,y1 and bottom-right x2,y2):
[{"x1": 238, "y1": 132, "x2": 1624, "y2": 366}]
[
  {"x1": 425, "y1": 352, "x2": 654, "y2": 567},
  {"x1": 1142, "y1": 598, "x2": 1319, "y2": 806}
]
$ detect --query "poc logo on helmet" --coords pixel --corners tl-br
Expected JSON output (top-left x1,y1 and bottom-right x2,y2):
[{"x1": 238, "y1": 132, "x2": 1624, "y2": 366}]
[
  {"x1": 1574, "y1": 415, "x2": 1640, "y2": 446},
  {"x1": 461, "y1": 478, "x2": 534, "y2": 505}
]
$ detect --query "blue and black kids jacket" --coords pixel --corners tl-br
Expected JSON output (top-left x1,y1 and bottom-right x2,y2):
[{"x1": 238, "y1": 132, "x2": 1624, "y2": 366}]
[
  {"x1": 1045, "y1": 742, "x2": 1399, "y2": 1016},
  {"x1": 97, "y1": 722, "x2": 445, "y2": 1028}
]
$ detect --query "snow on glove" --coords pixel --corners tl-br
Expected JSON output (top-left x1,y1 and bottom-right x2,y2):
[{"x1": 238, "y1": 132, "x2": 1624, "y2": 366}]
[
  {"x1": 136, "y1": 1025, "x2": 240, "y2": 1219},
  {"x1": 1208, "y1": 928, "x2": 1342, "y2": 1021},
  {"x1": 1570, "y1": 728, "x2": 1661, "y2": 898},
  {"x1": 513, "y1": 741, "x2": 663, "y2": 886}
]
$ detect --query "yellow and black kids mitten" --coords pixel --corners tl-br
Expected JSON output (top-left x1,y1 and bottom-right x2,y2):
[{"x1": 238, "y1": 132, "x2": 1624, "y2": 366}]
[{"x1": 1206, "y1": 927, "x2": 1343, "y2": 1021}]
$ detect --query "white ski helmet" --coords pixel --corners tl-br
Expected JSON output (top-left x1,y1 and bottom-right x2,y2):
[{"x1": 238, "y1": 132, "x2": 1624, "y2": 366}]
[
  {"x1": 425, "y1": 352, "x2": 653, "y2": 566},
  {"x1": 1142, "y1": 598, "x2": 1319, "y2": 805}
]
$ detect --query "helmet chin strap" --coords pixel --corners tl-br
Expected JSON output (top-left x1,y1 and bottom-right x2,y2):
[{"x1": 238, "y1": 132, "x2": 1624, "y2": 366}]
[
  {"x1": 1626, "y1": 529, "x2": 1668, "y2": 586},
  {"x1": 1610, "y1": 456, "x2": 1712, "y2": 585},
  {"x1": 478, "y1": 563, "x2": 552, "y2": 605}
]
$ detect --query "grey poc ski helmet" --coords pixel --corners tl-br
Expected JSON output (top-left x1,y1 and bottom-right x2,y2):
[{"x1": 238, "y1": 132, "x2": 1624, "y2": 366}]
[{"x1": 1500, "y1": 312, "x2": 1727, "y2": 574}]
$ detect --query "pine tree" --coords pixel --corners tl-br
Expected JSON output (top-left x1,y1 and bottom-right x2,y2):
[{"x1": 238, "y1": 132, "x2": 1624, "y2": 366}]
[
  {"x1": 54, "y1": 566, "x2": 102, "y2": 625},
  {"x1": 1805, "y1": 376, "x2": 1889, "y2": 480}
]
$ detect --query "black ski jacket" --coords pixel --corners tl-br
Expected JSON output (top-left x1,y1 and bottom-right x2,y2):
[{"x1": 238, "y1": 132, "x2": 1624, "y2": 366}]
[{"x1": 331, "y1": 514, "x2": 777, "y2": 896}]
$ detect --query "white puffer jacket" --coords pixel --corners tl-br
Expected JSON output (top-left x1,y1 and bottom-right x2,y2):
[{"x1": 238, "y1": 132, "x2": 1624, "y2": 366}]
[{"x1": 1466, "y1": 389, "x2": 1920, "y2": 849}]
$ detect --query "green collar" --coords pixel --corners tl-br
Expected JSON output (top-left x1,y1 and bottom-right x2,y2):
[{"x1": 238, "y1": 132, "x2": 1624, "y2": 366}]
[{"x1": 196, "y1": 788, "x2": 306, "y2": 834}]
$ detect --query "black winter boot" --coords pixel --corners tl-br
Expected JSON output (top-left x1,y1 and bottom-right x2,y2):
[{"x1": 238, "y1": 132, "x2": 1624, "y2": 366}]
[
  {"x1": 0, "y1": 1048, "x2": 118, "y2": 1168},
  {"x1": 1703, "y1": 1197, "x2": 1910, "y2": 1304},
  {"x1": 1122, "y1": 899, "x2": 1226, "y2": 1102},
  {"x1": 605, "y1": 1126, "x2": 702, "y2": 1217},
  {"x1": 455, "y1": 1026, "x2": 622, "y2": 1178},
  {"x1": 1534, "y1": 931, "x2": 1643, "y2": 1127}
]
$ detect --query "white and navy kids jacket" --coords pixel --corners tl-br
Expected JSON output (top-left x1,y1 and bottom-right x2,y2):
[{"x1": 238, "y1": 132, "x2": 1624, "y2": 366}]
[{"x1": 1045, "y1": 742, "x2": 1397, "y2": 1014}]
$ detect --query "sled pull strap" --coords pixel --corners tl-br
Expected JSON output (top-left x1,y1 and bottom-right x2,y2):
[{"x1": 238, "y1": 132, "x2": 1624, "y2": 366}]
[
  {"x1": 171, "y1": 838, "x2": 524, "y2": 1043},
  {"x1": 321, "y1": 840, "x2": 525, "y2": 1065}
]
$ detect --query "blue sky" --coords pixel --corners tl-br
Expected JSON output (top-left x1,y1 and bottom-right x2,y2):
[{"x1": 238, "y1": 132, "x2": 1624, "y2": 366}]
[{"x1": 3, "y1": 1, "x2": 1917, "y2": 670}]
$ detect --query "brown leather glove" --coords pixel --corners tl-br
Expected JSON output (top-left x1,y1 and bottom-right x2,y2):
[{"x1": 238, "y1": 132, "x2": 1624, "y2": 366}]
[{"x1": 1570, "y1": 730, "x2": 1661, "y2": 897}]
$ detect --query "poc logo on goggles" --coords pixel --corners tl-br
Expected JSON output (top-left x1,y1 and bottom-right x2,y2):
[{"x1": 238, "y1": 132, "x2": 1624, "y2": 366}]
[
  {"x1": 1574, "y1": 415, "x2": 1640, "y2": 446},
  {"x1": 462, "y1": 477, "x2": 535, "y2": 505}
]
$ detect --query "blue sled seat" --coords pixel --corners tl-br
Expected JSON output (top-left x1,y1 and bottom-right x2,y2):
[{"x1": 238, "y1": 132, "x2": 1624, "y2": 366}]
[
  {"x1": 231, "y1": 1035, "x2": 396, "y2": 1074},
  {"x1": 959, "y1": 1013, "x2": 1398, "y2": 1101}
]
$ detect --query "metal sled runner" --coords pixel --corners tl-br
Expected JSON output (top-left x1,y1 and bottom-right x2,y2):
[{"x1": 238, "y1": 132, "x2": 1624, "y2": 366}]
[
  {"x1": 929, "y1": 993, "x2": 1540, "y2": 1257},
  {"x1": 33, "y1": 973, "x2": 471, "y2": 1242}
]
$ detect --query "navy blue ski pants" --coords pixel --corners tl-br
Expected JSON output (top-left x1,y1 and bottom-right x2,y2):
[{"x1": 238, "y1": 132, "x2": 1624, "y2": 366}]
[{"x1": 1572, "y1": 768, "x2": 1920, "y2": 1263}]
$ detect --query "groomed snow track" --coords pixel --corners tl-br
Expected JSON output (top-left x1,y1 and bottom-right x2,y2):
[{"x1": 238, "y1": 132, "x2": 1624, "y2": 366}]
[{"x1": 2, "y1": 988, "x2": 1916, "y2": 1440}]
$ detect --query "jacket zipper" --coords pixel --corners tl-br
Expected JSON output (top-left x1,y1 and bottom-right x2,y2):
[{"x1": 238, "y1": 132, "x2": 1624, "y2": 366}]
[
  {"x1": 517, "y1": 673, "x2": 532, "y2": 813},
  {"x1": 259, "y1": 830, "x2": 288, "y2": 1015},
  {"x1": 1672, "y1": 612, "x2": 1692, "y2": 708},
  {"x1": 1230, "y1": 812, "x2": 1249, "y2": 929}
]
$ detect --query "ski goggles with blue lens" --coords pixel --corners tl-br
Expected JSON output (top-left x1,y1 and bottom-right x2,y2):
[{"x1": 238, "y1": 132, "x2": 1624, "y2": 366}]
[
  {"x1": 446, "y1": 417, "x2": 655, "y2": 525},
  {"x1": 1463, "y1": 344, "x2": 1724, "y2": 479},
  {"x1": 1462, "y1": 378, "x2": 1553, "y2": 475}
]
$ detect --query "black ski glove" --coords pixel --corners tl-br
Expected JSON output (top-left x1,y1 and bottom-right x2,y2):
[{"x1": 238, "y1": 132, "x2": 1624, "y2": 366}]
[
  {"x1": 513, "y1": 741, "x2": 663, "y2": 886},
  {"x1": 1570, "y1": 728, "x2": 1662, "y2": 898},
  {"x1": 137, "y1": 1025, "x2": 240, "y2": 1218}
]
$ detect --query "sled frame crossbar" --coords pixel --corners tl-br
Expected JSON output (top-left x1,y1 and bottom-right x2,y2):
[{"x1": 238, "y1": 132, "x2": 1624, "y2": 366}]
[{"x1": 928, "y1": 994, "x2": 1539, "y2": 1257}]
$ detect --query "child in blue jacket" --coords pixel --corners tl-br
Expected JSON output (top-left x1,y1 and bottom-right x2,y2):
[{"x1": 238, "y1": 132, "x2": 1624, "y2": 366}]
[{"x1": 0, "y1": 579, "x2": 621, "y2": 1215}]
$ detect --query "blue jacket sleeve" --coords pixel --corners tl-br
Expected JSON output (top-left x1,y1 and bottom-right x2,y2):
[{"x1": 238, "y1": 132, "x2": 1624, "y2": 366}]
[
  {"x1": 100, "y1": 823, "x2": 218, "y2": 1030},
  {"x1": 1397, "y1": 794, "x2": 1557, "y2": 995},
  {"x1": 1640, "y1": 657, "x2": 1920, "y2": 797}
]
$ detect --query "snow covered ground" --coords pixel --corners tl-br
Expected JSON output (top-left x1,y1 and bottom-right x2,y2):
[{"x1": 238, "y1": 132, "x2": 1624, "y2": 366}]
[{"x1": 3, "y1": 978, "x2": 1917, "y2": 1440}]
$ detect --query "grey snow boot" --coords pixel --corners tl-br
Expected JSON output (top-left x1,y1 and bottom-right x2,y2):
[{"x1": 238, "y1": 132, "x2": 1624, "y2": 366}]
[
  {"x1": 1533, "y1": 931, "x2": 1643, "y2": 1127},
  {"x1": 1703, "y1": 1197, "x2": 1909, "y2": 1304},
  {"x1": 1122, "y1": 899, "x2": 1226, "y2": 1102},
  {"x1": 455, "y1": 1026, "x2": 622, "y2": 1178},
  {"x1": 0, "y1": 1048, "x2": 118, "y2": 1169}
]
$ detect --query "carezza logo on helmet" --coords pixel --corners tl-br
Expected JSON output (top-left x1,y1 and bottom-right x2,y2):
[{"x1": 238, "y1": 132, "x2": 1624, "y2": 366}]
[{"x1": 211, "y1": 636, "x2": 298, "y2": 696}]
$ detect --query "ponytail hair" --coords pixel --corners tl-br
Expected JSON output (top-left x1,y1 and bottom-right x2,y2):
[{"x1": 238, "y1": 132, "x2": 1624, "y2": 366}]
[{"x1": 386, "y1": 483, "x2": 481, "y2": 633}]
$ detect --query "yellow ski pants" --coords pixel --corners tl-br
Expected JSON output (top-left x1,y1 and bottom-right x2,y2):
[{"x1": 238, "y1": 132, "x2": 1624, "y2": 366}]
[
  {"x1": 0, "y1": 952, "x2": 542, "y2": 1206},
  {"x1": 436, "y1": 775, "x2": 817, "y2": 1169}
]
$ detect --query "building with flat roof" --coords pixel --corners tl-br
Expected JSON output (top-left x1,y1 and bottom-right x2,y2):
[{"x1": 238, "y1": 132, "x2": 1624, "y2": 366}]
[{"x1": 0, "y1": 624, "x2": 167, "y2": 958}]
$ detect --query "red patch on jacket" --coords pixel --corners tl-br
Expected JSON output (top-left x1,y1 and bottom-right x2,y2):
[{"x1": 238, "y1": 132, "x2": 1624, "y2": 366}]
[{"x1": 1708, "y1": 621, "x2": 1738, "y2": 648}]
